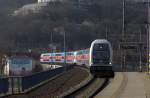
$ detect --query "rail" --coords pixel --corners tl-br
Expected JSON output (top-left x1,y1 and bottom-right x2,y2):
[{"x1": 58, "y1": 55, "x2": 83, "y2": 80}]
[{"x1": 62, "y1": 77, "x2": 109, "y2": 98}]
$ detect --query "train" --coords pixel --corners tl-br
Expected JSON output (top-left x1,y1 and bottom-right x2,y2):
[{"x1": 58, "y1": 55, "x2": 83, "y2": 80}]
[{"x1": 40, "y1": 39, "x2": 114, "y2": 77}]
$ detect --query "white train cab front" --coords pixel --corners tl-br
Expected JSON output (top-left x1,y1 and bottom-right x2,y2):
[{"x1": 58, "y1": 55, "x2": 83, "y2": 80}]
[{"x1": 89, "y1": 39, "x2": 114, "y2": 77}]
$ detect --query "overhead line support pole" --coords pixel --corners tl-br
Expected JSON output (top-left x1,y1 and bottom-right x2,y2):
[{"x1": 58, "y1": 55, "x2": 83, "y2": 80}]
[{"x1": 148, "y1": 0, "x2": 150, "y2": 74}]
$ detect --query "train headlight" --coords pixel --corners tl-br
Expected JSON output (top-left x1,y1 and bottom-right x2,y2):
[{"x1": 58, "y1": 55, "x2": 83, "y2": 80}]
[{"x1": 109, "y1": 62, "x2": 112, "y2": 64}]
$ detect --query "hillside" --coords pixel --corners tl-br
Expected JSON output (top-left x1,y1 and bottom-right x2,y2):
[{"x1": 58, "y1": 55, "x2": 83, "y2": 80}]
[{"x1": 0, "y1": 0, "x2": 147, "y2": 51}]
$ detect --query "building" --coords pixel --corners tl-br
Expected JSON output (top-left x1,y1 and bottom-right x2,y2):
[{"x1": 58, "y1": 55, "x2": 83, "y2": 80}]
[
  {"x1": 38, "y1": 0, "x2": 60, "y2": 3},
  {"x1": 3, "y1": 56, "x2": 35, "y2": 76}
]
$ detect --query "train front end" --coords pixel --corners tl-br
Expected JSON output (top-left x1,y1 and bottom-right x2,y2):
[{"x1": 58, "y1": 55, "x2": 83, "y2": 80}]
[{"x1": 89, "y1": 39, "x2": 114, "y2": 77}]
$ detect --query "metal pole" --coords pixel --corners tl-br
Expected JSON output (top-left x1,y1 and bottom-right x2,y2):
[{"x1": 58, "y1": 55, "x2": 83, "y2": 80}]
[
  {"x1": 123, "y1": 51, "x2": 126, "y2": 71},
  {"x1": 139, "y1": 29, "x2": 142, "y2": 71},
  {"x1": 148, "y1": 0, "x2": 150, "y2": 74},
  {"x1": 145, "y1": 23, "x2": 149, "y2": 73},
  {"x1": 119, "y1": 44, "x2": 122, "y2": 71},
  {"x1": 121, "y1": 0, "x2": 125, "y2": 71},
  {"x1": 122, "y1": 0, "x2": 125, "y2": 41},
  {"x1": 106, "y1": 25, "x2": 108, "y2": 39},
  {"x1": 78, "y1": 0, "x2": 81, "y2": 8},
  {"x1": 51, "y1": 32, "x2": 53, "y2": 67},
  {"x1": 64, "y1": 32, "x2": 66, "y2": 71}
]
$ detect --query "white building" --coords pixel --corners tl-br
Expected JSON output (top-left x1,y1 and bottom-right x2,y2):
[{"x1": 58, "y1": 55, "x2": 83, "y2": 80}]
[
  {"x1": 3, "y1": 56, "x2": 34, "y2": 76},
  {"x1": 38, "y1": 0, "x2": 58, "y2": 3}
]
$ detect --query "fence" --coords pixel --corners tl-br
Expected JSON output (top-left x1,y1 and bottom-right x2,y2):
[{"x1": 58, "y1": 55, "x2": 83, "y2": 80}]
[
  {"x1": 0, "y1": 65, "x2": 74, "y2": 97},
  {"x1": 22, "y1": 67, "x2": 64, "y2": 91},
  {"x1": 0, "y1": 78, "x2": 9, "y2": 94}
]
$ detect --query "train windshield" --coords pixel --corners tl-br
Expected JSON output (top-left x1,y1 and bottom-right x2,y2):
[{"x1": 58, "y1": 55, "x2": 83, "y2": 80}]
[
  {"x1": 93, "y1": 43, "x2": 110, "y2": 64},
  {"x1": 93, "y1": 44, "x2": 109, "y2": 51}
]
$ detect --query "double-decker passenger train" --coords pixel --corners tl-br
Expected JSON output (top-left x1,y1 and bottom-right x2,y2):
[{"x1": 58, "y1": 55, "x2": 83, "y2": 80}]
[{"x1": 40, "y1": 39, "x2": 114, "y2": 77}]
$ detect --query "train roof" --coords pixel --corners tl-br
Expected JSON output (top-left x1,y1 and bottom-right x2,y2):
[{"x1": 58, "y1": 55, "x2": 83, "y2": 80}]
[{"x1": 92, "y1": 39, "x2": 109, "y2": 44}]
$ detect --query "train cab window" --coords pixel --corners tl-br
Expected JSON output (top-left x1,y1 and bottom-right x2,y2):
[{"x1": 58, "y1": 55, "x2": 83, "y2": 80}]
[{"x1": 93, "y1": 44, "x2": 109, "y2": 51}]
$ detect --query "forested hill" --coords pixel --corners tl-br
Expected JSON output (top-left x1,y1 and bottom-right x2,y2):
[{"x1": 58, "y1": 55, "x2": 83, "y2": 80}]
[{"x1": 0, "y1": 0, "x2": 147, "y2": 52}]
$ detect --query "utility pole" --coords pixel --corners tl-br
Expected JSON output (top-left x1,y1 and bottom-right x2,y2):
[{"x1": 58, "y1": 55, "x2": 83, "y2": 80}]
[
  {"x1": 123, "y1": 50, "x2": 126, "y2": 70},
  {"x1": 63, "y1": 31, "x2": 66, "y2": 71},
  {"x1": 50, "y1": 32, "x2": 53, "y2": 67},
  {"x1": 148, "y1": 0, "x2": 150, "y2": 74},
  {"x1": 121, "y1": 0, "x2": 125, "y2": 71},
  {"x1": 139, "y1": 29, "x2": 142, "y2": 71},
  {"x1": 78, "y1": 0, "x2": 81, "y2": 8},
  {"x1": 122, "y1": 0, "x2": 125, "y2": 41},
  {"x1": 106, "y1": 25, "x2": 108, "y2": 39}
]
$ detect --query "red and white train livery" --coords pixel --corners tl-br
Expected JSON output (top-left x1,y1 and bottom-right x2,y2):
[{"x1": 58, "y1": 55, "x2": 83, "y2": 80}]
[{"x1": 40, "y1": 39, "x2": 114, "y2": 77}]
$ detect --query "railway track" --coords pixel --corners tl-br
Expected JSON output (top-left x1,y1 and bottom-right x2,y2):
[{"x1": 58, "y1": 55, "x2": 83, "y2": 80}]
[{"x1": 63, "y1": 77, "x2": 109, "y2": 98}]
